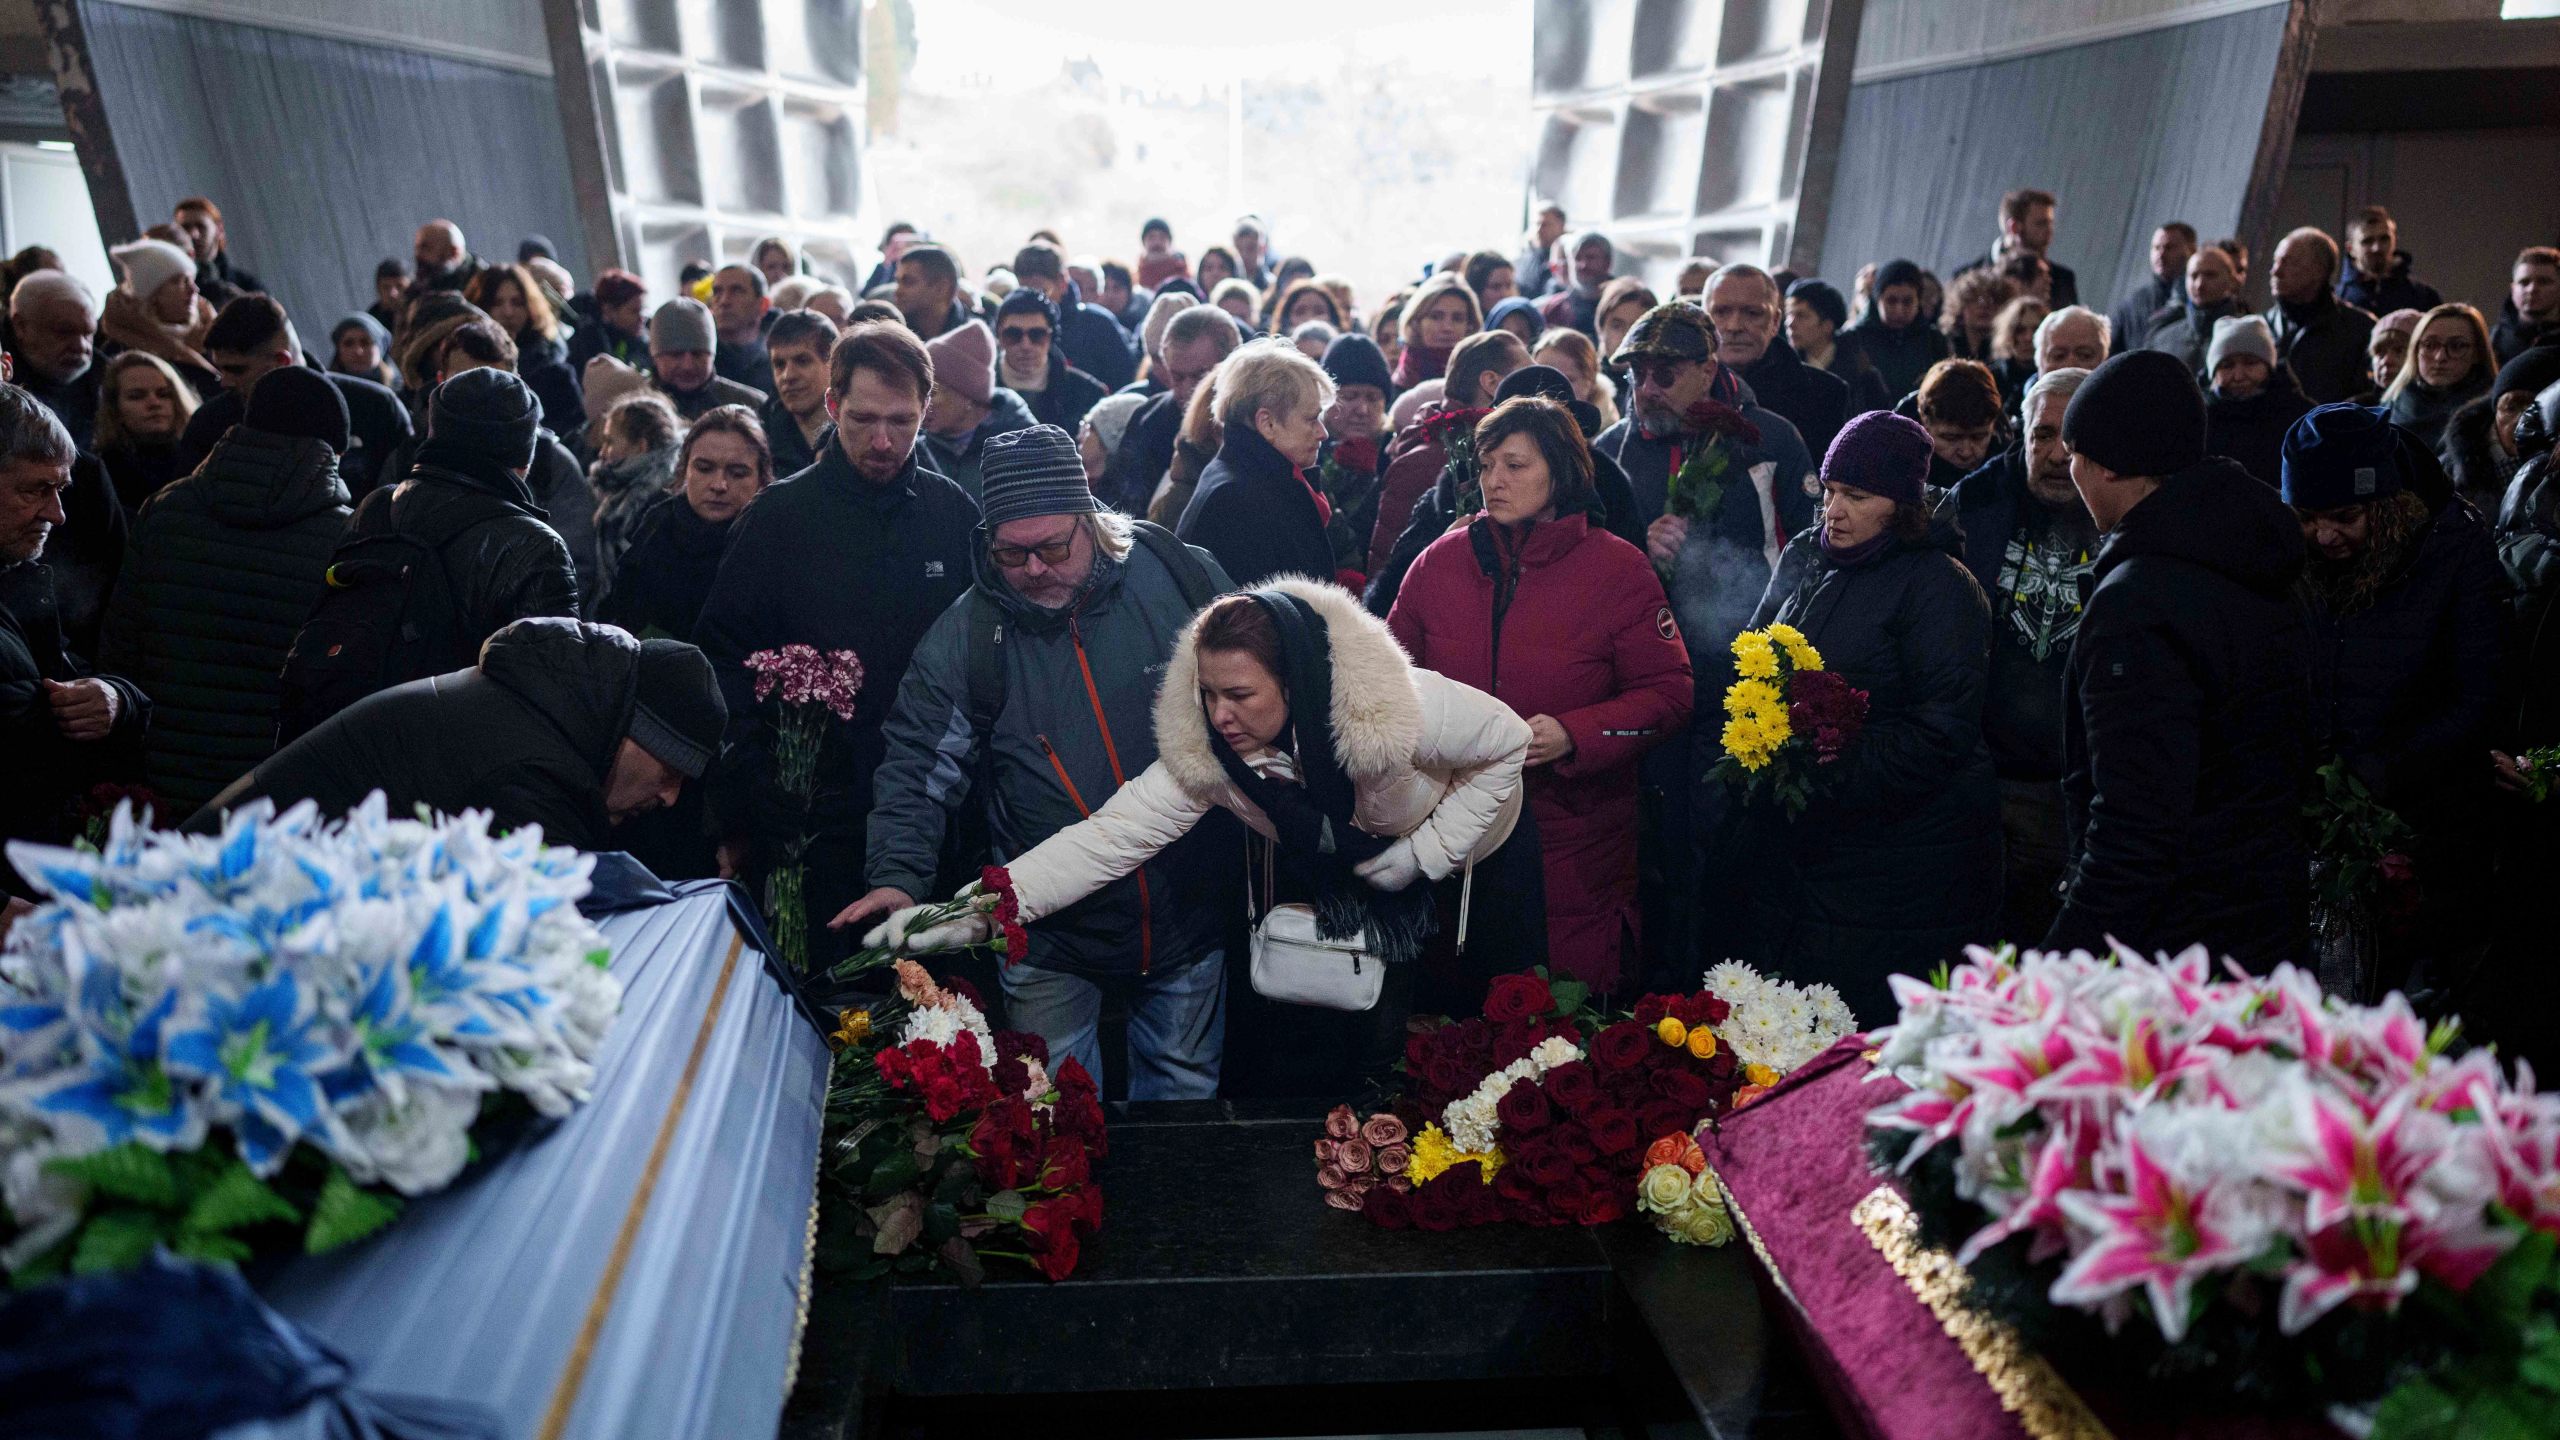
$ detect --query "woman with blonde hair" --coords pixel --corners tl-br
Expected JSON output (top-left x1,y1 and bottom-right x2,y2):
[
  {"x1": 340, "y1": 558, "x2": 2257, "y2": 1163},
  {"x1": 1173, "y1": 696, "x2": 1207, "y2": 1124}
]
[
  {"x1": 1393, "y1": 273, "x2": 1485, "y2": 391},
  {"x1": 1533, "y1": 327, "x2": 1619, "y2": 430},
  {"x1": 2382, "y1": 303, "x2": 2496, "y2": 451},
  {"x1": 1987, "y1": 294, "x2": 2049, "y2": 410},
  {"x1": 1211, "y1": 277, "x2": 1262, "y2": 328},
  {"x1": 93, "y1": 350, "x2": 200, "y2": 513},
  {"x1": 1176, "y1": 338, "x2": 1339, "y2": 588}
]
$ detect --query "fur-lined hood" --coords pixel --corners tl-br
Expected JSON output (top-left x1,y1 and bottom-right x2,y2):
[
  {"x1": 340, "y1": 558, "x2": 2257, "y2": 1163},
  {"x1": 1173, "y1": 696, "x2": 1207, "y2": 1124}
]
[{"x1": 1153, "y1": 574, "x2": 1424, "y2": 799}]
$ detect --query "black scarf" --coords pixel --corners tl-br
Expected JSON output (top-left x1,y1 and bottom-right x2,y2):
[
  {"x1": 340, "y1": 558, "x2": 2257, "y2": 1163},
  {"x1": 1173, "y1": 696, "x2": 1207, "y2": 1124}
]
[{"x1": 1208, "y1": 590, "x2": 1437, "y2": 964}]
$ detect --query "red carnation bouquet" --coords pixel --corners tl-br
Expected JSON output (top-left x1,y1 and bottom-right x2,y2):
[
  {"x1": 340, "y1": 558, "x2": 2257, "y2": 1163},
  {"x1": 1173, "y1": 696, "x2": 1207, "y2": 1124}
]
[
  {"x1": 816, "y1": 867, "x2": 1102, "y2": 1283},
  {"x1": 1313, "y1": 969, "x2": 1761, "y2": 1231}
]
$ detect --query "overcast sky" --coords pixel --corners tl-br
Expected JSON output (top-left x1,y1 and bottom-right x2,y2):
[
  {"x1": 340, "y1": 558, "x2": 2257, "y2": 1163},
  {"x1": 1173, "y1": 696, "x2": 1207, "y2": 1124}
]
[{"x1": 909, "y1": 0, "x2": 1529, "y2": 92}]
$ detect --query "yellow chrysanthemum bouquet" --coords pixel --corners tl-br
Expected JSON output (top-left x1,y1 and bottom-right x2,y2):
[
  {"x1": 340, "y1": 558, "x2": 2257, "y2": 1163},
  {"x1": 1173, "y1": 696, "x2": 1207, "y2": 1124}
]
[{"x1": 1708, "y1": 623, "x2": 1868, "y2": 816}]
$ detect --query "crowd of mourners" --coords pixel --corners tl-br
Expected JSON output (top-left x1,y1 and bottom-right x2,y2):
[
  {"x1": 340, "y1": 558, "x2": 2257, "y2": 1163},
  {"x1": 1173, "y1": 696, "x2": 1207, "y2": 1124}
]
[{"x1": 5, "y1": 185, "x2": 2560, "y2": 1098}]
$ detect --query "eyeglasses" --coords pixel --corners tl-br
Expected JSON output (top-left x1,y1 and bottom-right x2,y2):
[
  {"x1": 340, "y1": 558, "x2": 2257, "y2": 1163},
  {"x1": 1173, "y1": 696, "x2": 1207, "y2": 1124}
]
[
  {"x1": 988, "y1": 530, "x2": 1079, "y2": 569},
  {"x1": 1629, "y1": 358, "x2": 1695, "y2": 386},
  {"x1": 2416, "y1": 338, "x2": 2474, "y2": 358},
  {"x1": 999, "y1": 326, "x2": 1052, "y2": 346}
]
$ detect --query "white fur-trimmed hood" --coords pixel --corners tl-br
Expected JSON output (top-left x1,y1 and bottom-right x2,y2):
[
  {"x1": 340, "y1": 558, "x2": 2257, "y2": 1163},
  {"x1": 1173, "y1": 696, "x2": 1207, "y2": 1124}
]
[{"x1": 1152, "y1": 574, "x2": 1426, "y2": 799}]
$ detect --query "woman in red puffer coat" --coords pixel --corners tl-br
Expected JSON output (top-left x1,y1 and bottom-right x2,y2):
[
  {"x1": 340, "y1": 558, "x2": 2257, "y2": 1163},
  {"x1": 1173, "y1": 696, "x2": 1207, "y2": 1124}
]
[{"x1": 1388, "y1": 396, "x2": 1693, "y2": 992}]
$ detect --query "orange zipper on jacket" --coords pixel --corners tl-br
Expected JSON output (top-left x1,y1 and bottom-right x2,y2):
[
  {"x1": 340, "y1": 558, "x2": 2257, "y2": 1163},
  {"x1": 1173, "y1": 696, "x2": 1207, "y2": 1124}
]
[{"x1": 1052, "y1": 615, "x2": 1152, "y2": 973}]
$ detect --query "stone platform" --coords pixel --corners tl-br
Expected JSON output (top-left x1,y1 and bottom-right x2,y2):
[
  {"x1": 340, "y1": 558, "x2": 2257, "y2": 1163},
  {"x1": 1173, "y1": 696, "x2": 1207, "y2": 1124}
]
[{"x1": 783, "y1": 1100, "x2": 1806, "y2": 1439}]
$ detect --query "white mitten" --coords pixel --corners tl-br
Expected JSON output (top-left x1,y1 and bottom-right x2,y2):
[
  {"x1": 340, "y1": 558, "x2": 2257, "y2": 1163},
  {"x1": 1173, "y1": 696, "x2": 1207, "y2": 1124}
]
[{"x1": 1352, "y1": 837, "x2": 1423, "y2": 892}]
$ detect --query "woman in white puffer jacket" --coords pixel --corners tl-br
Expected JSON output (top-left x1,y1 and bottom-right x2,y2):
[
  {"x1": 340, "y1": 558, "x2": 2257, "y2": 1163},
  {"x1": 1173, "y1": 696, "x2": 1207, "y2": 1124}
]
[{"x1": 871, "y1": 577, "x2": 1543, "y2": 1055}]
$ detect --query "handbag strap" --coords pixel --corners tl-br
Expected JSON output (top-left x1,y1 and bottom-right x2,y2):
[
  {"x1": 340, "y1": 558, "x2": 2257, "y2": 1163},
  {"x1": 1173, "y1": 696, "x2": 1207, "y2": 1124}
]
[
  {"x1": 1454, "y1": 860, "x2": 1476, "y2": 956},
  {"x1": 1243, "y1": 834, "x2": 1275, "y2": 925}
]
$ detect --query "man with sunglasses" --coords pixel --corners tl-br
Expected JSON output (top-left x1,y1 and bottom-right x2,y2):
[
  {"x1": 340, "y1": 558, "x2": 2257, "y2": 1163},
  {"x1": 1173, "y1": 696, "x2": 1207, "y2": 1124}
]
[
  {"x1": 1590, "y1": 300, "x2": 1816, "y2": 983},
  {"x1": 996, "y1": 288, "x2": 1108, "y2": 435},
  {"x1": 840, "y1": 425, "x2": 1237, "y2": 1097}
]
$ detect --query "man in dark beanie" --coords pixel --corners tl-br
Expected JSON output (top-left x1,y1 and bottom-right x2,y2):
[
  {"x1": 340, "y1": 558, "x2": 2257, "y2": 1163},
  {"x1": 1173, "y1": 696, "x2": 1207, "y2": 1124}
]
[
  {"x1": 195, "y1": 618, "x2": 723, "y2": 855},
  {"x1": 98, "y1": 366, "x2": 353, "y2": 813},
  {"x1": 846, "y1": 424, "x2": 1234, "y2": 1095},
  {"x1": 995, "y1": 287, "x2": 1107, "y2": 435},
  {"x1": 2282, "y1": 402, "x2": 2500, "y2": 995},
  {"x1": 278, "y1": 367, "x2": 578, "y2": 741},
  {"x1": 2046, "y1": 348, "x2": 2311, "y2": 969}
]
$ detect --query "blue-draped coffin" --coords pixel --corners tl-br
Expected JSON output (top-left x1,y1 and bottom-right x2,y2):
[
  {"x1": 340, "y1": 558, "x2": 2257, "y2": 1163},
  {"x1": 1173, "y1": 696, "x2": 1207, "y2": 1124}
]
[{"x1": 223, "y1": 880, "x2": 828, "y2": 1440}]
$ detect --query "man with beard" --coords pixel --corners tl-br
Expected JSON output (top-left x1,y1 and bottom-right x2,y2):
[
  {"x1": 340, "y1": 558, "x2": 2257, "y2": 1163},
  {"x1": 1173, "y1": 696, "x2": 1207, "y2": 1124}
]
[
  {"x1": 0, "y1": 385, "x2": 146, "y2": 892},
  {"x1": 841, "y1": 427, "x2": 1234, "y2": 1095},
  {"x1": 174, "y1": 197, "x2": 263, "y2": 302},
  {"x1": 693, "y1": 322, "x2": 979, "y2": 967},
  {"x1": 1592, "y1": 301, "x2": 1813, "y2": 981},
  {"x1": 1536, "y1": 231, "x2": 1617, "y2": 339},
  {"x1": 1939, "y1": 366, "x2": 2101, "y2": 938},
  {"x1": 404, "y1": 220, "x2": 484, "y2": 302}
]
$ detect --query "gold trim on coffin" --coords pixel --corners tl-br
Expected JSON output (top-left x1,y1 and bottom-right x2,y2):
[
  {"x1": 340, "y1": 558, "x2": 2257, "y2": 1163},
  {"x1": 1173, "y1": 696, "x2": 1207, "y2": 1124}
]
[
  {"x1": 536, "y1": 929, "x2": 751, "y2": 1440},
  {"x1": 1851, "y1": 1186, "x2": 2117, "y2": 1440}
]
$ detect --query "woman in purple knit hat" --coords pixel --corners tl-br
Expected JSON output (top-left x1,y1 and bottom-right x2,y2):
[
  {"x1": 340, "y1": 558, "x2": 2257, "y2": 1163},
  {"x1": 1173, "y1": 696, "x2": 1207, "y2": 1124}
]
[{"x1": 1735, "y1": 411, "x2": 2002, "y2": 1026}]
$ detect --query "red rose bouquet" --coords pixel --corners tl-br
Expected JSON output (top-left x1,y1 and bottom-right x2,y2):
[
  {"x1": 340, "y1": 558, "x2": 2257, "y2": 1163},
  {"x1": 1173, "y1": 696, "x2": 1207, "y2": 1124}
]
[
  {"x1": 1315, "y1": 968, "x2": 1751, "y2": 1231},
  {"x1": 817, "y1": 870, "x2": 1100, "y2": 1283},
  {"x1": 1653, "y1": 398, "x2": 1765, "y2": 578}
]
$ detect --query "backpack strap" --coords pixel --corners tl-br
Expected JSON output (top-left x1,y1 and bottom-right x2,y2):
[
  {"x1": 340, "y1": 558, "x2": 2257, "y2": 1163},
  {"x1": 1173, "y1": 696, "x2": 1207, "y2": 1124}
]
[
  {"x1": 963, "y1": 587, "x2": 1007, "y2": 734},
  {"x1": 1129, "y1": 519, "x2": 1217, "y2": 610}
]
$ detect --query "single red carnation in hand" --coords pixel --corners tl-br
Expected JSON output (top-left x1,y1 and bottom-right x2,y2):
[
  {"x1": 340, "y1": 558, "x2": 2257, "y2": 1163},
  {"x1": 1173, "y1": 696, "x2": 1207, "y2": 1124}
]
[
  {"x1": 1335, "y1": 435, "x2": 1381, "y2": 475},
  {"x1": 1483, "y1": 972, "x2": 1553, "y2": 1024}
]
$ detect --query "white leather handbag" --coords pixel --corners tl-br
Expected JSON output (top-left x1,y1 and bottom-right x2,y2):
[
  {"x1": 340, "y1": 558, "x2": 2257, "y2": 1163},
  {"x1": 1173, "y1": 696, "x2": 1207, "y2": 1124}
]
[
  {"x1": 1245, "y1": 840, "x2": 1382, "y2": 1011},
  {"x1": 1243, "y1": 840, "x2": 1475, "y2": 1012}
]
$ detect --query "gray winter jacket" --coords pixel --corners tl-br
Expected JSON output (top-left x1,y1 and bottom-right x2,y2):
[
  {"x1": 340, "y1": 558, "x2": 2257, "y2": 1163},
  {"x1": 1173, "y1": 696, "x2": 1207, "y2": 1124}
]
[{"x1": 865, "y1": 528, "x2": 1237, "y2": 978}]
